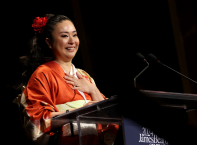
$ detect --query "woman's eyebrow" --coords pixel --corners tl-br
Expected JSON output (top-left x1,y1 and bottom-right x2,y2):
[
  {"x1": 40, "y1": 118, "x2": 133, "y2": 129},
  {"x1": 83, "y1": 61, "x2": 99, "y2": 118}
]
[{"x1": 59, "y1": 31, "x2": 77, "y2": 34}]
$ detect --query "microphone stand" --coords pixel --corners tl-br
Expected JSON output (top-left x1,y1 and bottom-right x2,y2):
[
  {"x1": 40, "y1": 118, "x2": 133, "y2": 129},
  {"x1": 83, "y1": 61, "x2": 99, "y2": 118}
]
[
  {"x1": 148, "y1": 53, "x2": 197, "y2": 85},
  {"x1": 134, "y1": 60, "x2": 149, "y2": 88},
  {"x1": 159, "y1": 61, "x2": 197, "y2": 84}
]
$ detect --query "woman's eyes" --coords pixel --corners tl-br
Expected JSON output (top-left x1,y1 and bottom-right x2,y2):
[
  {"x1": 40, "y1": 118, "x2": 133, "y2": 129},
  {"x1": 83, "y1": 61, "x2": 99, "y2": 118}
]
[
  {"x1": 61, "y1": 34, "x2": 77, "y2": 37},
  {"x1": 62, "y1": 35, "x2": 68, "y2": 37}
]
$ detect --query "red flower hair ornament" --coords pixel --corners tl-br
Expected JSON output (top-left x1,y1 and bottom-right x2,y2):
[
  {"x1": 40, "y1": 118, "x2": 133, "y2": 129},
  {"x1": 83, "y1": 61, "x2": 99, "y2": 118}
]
[{"x1": 32, "y1": 16, "x2": 48, "y2": 34}]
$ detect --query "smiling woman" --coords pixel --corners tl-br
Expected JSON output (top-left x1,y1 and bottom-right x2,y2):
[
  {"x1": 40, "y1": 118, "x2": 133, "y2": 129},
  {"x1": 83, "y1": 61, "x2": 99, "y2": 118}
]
[{"x1": 16, "y1": 14, "x2": 118, "y2": 145}]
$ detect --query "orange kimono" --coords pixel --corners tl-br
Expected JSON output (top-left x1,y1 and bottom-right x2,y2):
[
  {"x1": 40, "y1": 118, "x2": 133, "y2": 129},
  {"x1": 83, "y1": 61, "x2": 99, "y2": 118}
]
[{"x1": 21, "y1": 61, "x2": 118, "y2": 145}]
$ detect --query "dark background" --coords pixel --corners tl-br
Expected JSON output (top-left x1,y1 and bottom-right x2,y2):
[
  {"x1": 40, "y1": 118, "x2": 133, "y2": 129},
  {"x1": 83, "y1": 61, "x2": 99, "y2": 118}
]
[{"x1": 2, "y1": 0, "x2": 197, "y2": 144}]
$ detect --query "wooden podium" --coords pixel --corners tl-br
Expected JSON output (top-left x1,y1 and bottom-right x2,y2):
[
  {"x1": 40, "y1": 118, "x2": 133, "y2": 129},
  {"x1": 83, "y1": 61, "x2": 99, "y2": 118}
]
[{"x1": 52, "y1": 88, "x2": 197, "y2": 145}]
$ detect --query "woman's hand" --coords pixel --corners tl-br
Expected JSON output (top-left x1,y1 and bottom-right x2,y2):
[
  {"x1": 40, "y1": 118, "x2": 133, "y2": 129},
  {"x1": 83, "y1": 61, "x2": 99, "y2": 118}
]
[
  {"x1": 64, "y1": 72, "x2": 105, "y2": 101},
  {"x1": 83, "y1": 101, "x2": 99, "y2": 107},
  {"x1": 64, "y1": 72, "x2": 96, "y2": 94}
]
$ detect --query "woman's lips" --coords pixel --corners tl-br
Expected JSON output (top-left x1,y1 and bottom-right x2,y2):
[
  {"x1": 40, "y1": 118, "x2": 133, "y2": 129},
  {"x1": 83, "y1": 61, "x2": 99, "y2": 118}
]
[{"x1": 65, "y1": 47, "x2": 75, "y2": 52}]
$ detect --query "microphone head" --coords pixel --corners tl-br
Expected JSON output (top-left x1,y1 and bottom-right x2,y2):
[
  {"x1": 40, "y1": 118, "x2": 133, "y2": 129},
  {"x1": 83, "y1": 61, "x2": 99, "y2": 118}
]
[
  {"x1": 135, "y1": 53, "x2": 145, "y2": 60},
  {"x1": 148, "y1": 53, "x2": 159, "y2": 63}
]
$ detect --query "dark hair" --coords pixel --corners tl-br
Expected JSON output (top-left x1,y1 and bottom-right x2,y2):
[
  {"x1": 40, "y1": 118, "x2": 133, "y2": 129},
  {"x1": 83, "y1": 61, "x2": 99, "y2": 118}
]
[{"x1": 16, "y1": 14, "x2": 73, "y2": 90}]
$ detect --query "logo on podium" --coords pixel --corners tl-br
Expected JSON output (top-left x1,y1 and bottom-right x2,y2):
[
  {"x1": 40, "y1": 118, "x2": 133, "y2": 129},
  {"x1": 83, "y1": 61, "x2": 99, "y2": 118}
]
[{"x1": 139, "y1": 127, "x2": 168, "y2": 145}]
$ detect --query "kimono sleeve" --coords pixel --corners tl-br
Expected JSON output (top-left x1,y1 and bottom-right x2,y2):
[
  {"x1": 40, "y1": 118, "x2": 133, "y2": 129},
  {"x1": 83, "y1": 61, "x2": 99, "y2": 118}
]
[{"x1": 22, "y1": 71, "x2": 58, "y2": 141}]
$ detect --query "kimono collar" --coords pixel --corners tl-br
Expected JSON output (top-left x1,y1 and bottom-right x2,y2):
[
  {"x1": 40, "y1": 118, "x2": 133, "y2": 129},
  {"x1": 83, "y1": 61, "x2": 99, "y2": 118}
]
[{"x1": 43, "y1": 61, "x2": 69, "y2": 79}]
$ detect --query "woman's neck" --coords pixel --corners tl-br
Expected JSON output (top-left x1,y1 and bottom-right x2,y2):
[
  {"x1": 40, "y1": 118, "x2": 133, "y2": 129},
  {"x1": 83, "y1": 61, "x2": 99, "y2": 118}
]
[{"x1": 54, "y1": 59, "x2": 72, "y2": 74}]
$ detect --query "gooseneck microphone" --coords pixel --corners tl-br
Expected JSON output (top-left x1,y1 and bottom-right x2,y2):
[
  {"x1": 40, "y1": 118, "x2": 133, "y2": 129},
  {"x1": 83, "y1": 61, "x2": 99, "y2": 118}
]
[
  {"x1": 148, "y1": 53, "x2": 197, "y2": 84},
  {"x1": 134, "y1": 53, "x2": 149, "y2": 88}
]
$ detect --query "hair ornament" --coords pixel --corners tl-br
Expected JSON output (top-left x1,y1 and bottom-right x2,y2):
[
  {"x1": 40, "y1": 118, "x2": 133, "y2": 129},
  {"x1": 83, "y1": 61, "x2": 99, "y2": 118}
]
[{"x1": 32, "y1": 16, "x2": 48, "y2": 34}]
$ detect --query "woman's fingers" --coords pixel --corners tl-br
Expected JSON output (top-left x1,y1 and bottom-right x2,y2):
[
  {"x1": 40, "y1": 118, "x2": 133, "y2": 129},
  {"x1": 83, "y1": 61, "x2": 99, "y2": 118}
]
[
  {"x1": 66, "y1": 81, "x2": 75, "y2": 85},
  {"x1": 64, "y1": 76, "x2": 73, "y2": 81},
  {"x1": 64, "y1": 72, "x2": 93, "y2": 93},
  {"x1": 76, "y1": 71, "x2": 83, "y2": 79},
  {"x1": 64, "y1": 74, "x2": 77, "y2": 82},
  {"x1": 64, "y1": 75, "x2": 81, "y2": 88},
  {"x1": 83, "y1": 101, "x2": 99, "y2": 106},
  {"x1": 65, "y1": 73, "x2": 72, "y2": 78},
  {"x1": 66, "y1": 73, "x2": 73, "y2": 77}
]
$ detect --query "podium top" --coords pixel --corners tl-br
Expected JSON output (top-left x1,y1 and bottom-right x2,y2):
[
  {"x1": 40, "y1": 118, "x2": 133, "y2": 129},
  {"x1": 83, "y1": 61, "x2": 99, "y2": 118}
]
[
  {"x1": 53, "y1": 90, "x2": 197, "y2": 121},
  {"x1": 140, "y1": 90, "x2": 197, "y2": 101}
]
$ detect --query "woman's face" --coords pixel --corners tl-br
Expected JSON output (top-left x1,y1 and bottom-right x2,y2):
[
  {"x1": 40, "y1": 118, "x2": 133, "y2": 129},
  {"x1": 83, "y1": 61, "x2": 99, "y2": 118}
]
[{"x1": 47, "y1": 20, "x2": 79, "y2": 62}]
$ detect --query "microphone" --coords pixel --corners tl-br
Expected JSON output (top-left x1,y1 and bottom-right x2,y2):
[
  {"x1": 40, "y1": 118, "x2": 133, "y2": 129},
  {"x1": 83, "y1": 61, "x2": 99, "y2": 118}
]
[
  {"x1": 148, "y1": 53, "x2": 197, "y2": 84},
  {"x1": 134, "y1": 53, "x2": 149, "y2": 88}
]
